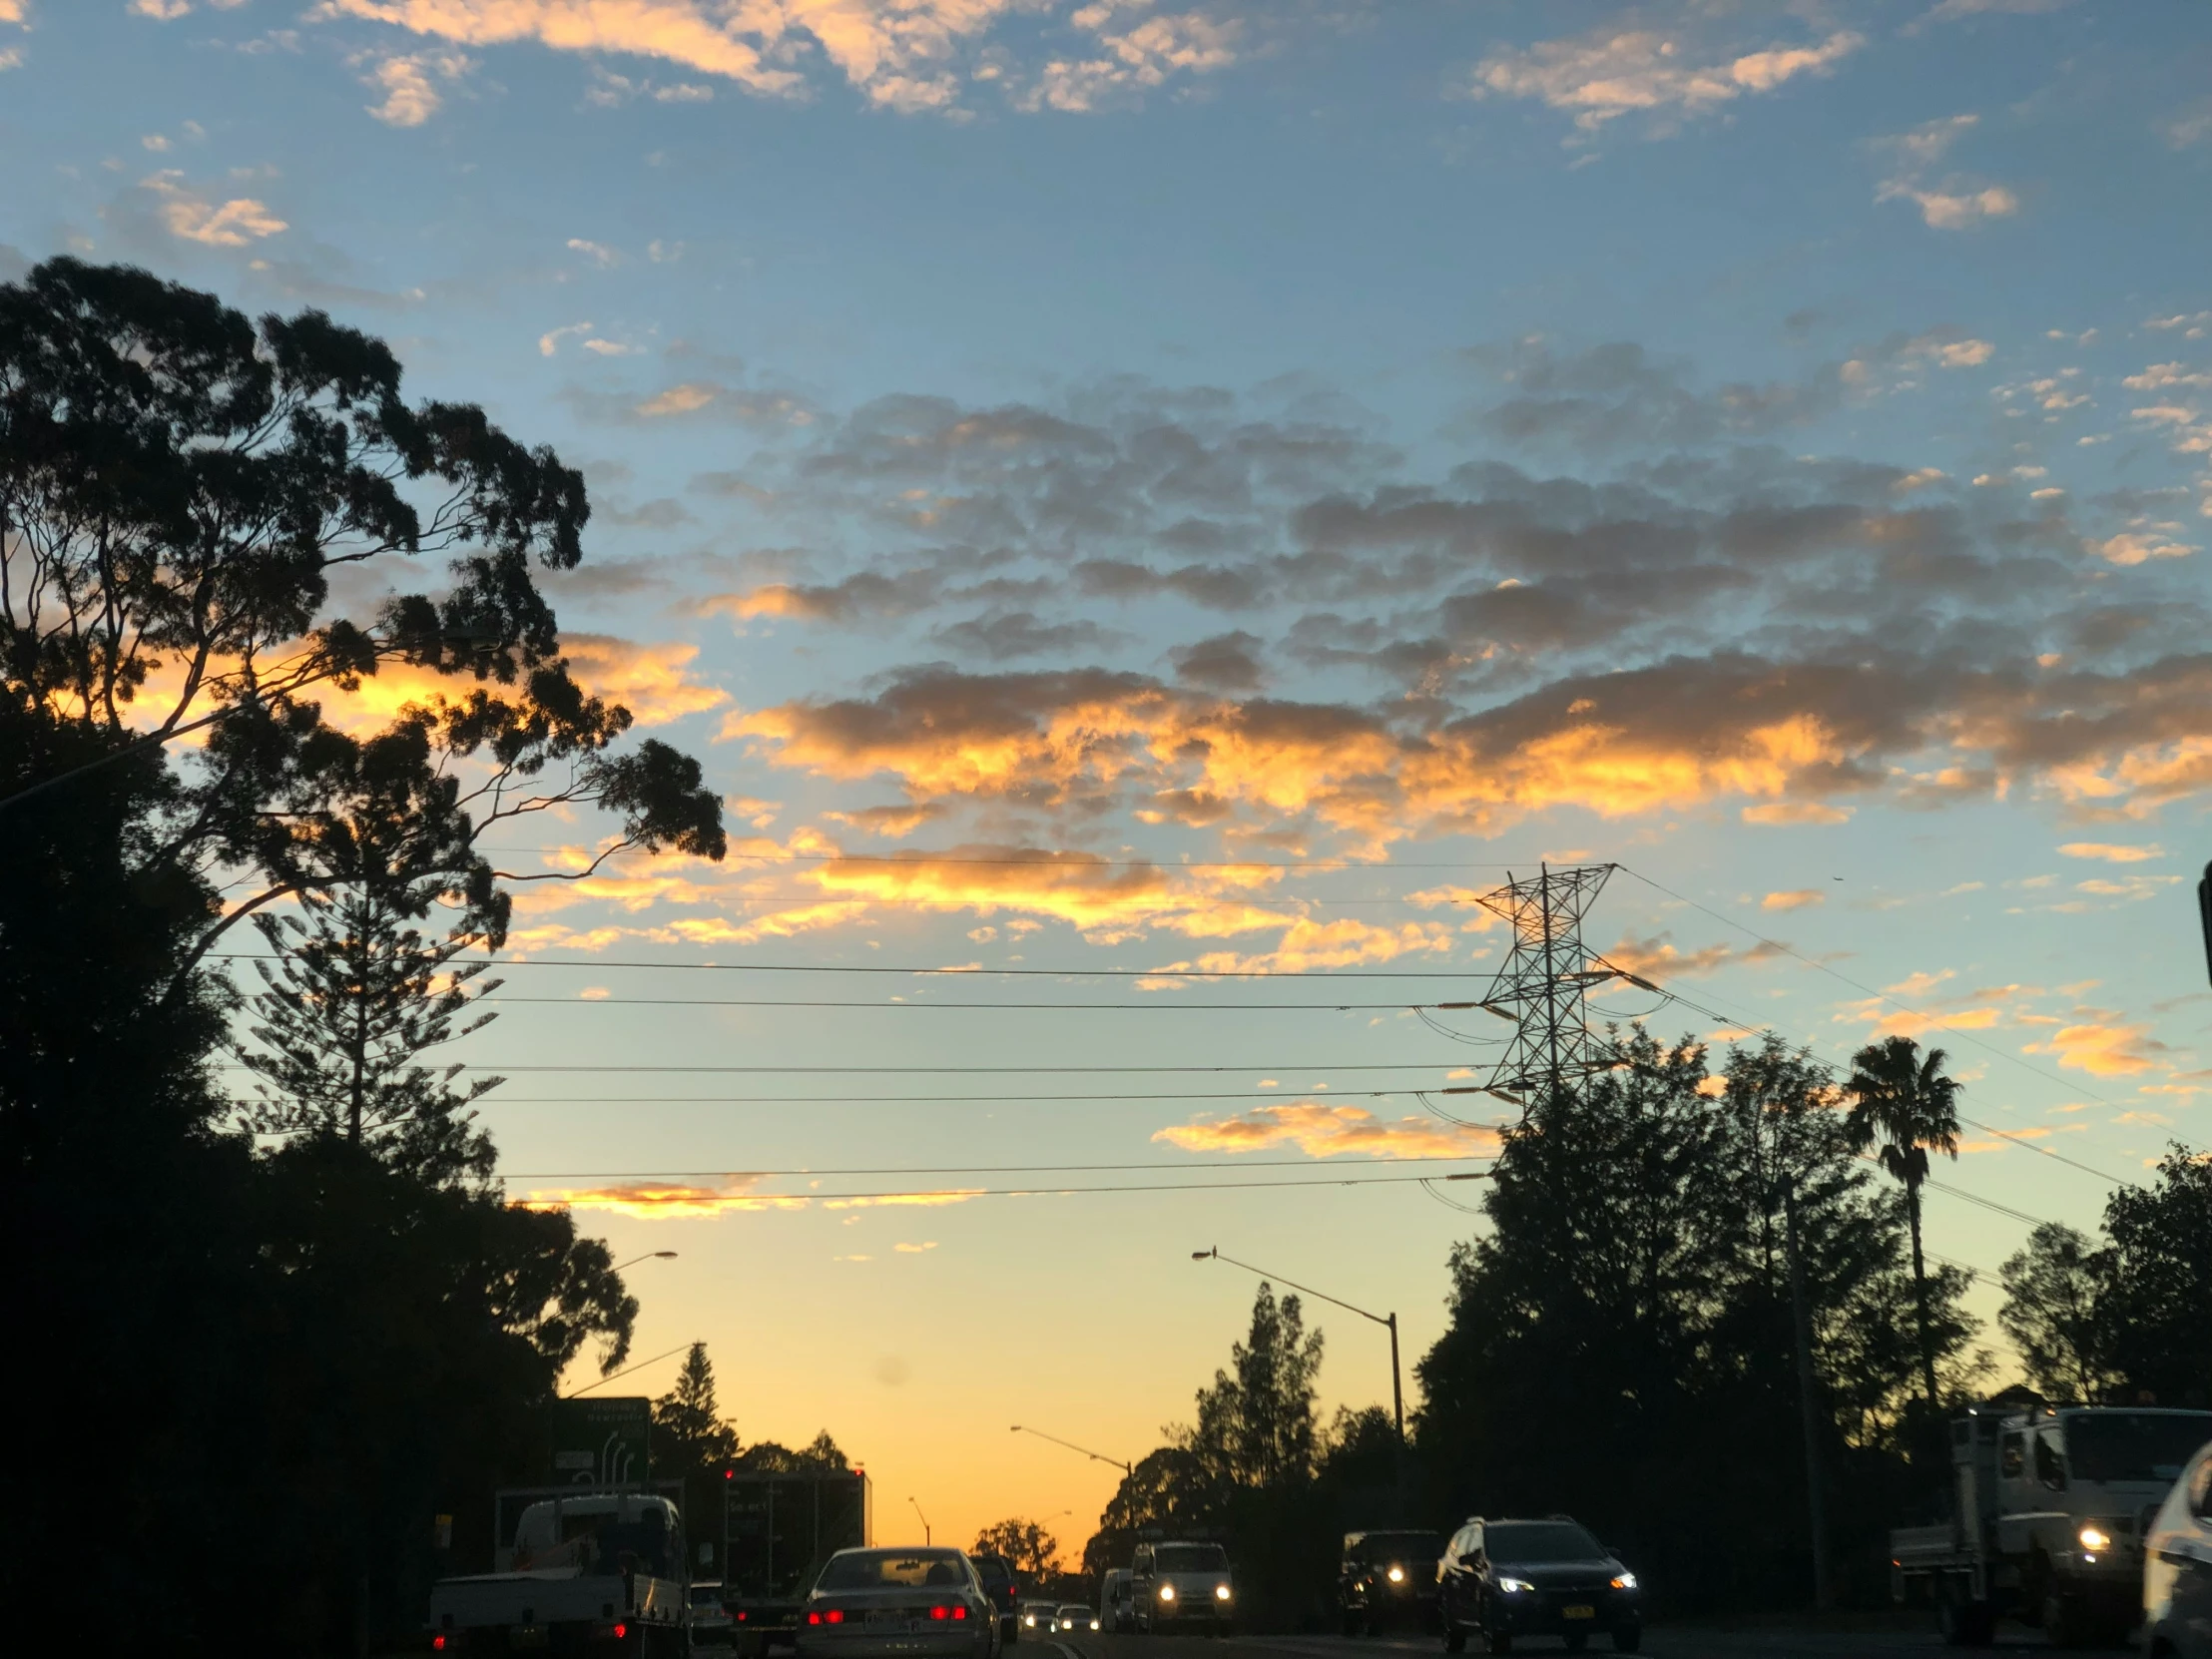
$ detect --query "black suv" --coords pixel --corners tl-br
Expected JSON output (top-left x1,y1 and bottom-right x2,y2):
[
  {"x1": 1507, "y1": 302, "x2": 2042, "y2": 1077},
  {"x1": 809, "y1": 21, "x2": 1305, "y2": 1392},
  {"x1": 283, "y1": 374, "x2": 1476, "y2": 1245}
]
[
  {"x1": 1339, "y1": 1529, "x2": 1443, "y2": 1635},
  {"x1": 969, "y1": 1553, "x2": 1021, "y2": 1643},
  {"x1": 1437, "y1": 1516, "x2": 1641, "y2": 1654}
]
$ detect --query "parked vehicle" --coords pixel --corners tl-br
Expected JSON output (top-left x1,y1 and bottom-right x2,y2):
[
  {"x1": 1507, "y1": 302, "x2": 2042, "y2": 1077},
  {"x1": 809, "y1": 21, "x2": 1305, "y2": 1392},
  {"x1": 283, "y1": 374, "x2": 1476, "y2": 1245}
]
[
  {"x1": 429, "y1": 1489, "x2": 692, "y2": 1655},
  {"x1": 693, "y1": 1581, "x2": 736, "y2": 1648},
  {"x1": 1054, "y1": 1603, "x2": 1096, "y2": 1634},
  {"x1": 796, "y1": 1548, "x2": 996, "y2": 1659},
  {"x1": 2144, "y1": 1433, "x2": 2212, "y2": 1659},
  {"x1": 1891, "y1": 1403, "x2": 2212, "y2": 1647},
  {"x1": 724, "y1": 1470, "x2": 873, "y2": 1651},
  {"x1": 1437, "y1": 1516, "x2": 1641, "y2": 1655},
  {"x1": 1340, "y1": 1529, "x2": 1444, "y2": 1636},
  {"x1": 968, "y1": 1553, "x2": 1021, "y2": 1644},
  {"x1": 1100, "y1": 1569, "x2": 1135, "y2": 1634},
  {"x1": 1131, "y1": 1540, "x2": 1234, "y2": 1635}
]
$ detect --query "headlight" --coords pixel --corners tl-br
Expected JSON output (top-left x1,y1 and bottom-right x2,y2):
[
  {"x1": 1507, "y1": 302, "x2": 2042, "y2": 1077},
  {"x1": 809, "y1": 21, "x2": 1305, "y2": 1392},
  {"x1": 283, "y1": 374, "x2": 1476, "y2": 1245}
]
[
  {"x1": 1091, "y1": 1621, "x2": 1101, "y2": 1631},
  {"x1": 1023, "y1": 1615, "x2": 1035, "y2": 1625},
  {"x1": 1214, "y1": 1584, "x2": 1232, "y2": 1602},
  {"x1": 1610, "y1": 1573, "x2": 1638, "y2": 1591},
  {"x1": 1158, "y1": 1585, "x2": 1176, "y2": 1602},
  {"x1": 1496, "y1": 1577, "x2": 1534, "y2": 1595},
  {"x1": 1386, "y1": 1566, "x2": 1404, "y2": 1584},
  {"x1": 2077, "y1": 1525, "x2": 2110, "y2": 1552}
]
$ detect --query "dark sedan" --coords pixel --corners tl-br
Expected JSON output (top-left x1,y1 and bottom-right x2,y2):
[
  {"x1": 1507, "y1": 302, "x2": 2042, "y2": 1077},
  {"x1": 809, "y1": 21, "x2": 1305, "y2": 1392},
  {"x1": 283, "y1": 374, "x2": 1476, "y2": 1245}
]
[
  {"x1": 1437, "y1": 1517, "x2": 1641, "y2": 1654},
  {"x1": 1341, "y1": 1529, "x2": 1444, "y2": 1635}
]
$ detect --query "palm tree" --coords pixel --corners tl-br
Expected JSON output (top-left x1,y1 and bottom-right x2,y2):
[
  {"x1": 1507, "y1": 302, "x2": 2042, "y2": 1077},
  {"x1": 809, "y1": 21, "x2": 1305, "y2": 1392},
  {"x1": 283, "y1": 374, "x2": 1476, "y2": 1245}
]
[{"x1": 1845, "y1": 1035, "x2": 1963, "y2": 1407}]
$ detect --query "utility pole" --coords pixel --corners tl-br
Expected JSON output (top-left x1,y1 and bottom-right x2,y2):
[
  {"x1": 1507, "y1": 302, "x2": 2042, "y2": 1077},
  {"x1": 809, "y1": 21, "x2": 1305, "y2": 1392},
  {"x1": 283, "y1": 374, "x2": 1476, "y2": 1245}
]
[{"x1": 1782, "y1": 1181, "x2": 1834, "y2": 1612}]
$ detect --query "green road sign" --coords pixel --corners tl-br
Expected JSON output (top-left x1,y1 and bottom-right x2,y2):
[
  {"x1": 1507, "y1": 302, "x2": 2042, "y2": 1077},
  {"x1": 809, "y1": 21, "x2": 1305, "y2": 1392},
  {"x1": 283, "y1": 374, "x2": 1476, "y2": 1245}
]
[{"x1": 549, "y1": 1396, "x2": 651, "y2": 1487}]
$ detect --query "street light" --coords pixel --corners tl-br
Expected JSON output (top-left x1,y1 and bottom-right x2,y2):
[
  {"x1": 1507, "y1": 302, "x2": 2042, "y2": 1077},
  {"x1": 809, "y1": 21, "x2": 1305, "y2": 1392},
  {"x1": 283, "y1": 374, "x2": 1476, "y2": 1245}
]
[
  {"x1": 1010, "y1": 1424, "x2": 1134, "y2": 1474},
  {"x1": 1193, "y1": 1246, "x2": 1403, "y2": 1442},
  {"x1": 613, "y1": 1251, "x2": 679, "y2": 1273},
  {"x1": 909, "y1": 1496, "x2": 932, "y2": 1545}
]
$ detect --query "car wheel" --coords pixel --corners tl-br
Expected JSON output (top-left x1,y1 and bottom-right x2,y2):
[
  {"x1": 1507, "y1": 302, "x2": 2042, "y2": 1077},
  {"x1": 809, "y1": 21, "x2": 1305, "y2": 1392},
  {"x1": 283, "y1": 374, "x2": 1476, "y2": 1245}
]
[
  {"x1": 2042, "y1": 1586, "x2": 2092, "y2": 1650},
  {"x1": 1482, "y1": 1632, "x2": 1512, "y2": 1656},
  {"x1": 1609, "y1": 1626, "x2": 1640, "y2": 1655},
  {"x1": 1343, "y1": 1612, "x2": 1361, "y2": 1638},
  {"x1": 1565, "y1": 1637, "x2": 1587, "y2": 1654},
  {"x1": 1442, "y1": 1622, "x2": 1466, "y2": 1654}
]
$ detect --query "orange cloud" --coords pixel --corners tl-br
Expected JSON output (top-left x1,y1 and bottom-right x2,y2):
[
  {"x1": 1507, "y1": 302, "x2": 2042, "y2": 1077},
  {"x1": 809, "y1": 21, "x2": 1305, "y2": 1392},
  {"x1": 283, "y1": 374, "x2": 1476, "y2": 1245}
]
[
  {"x1": 1762, "y1": 888, "x2": 1824, "y2": 910},
  {"x1": 2057, "y1": 841, "x2": 2164, "y2": 863},
  {"x1": 1152, "y1": 1102, "x2": 1499, "y2": 1161},
  {"x1": 515, "y1": 1179, "x2": 984, "y2": 1218},
  {"x1": 2023, "y1": 1018, "x2": 2169, "y2": 1077}
]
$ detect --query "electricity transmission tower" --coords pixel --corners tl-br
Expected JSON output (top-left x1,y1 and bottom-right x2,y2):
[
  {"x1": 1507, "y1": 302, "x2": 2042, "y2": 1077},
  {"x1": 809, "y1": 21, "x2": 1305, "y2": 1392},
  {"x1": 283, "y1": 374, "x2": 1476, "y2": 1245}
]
[{"x1": 1458, "y1": 862, "x2": 1628, "y2": 1110}]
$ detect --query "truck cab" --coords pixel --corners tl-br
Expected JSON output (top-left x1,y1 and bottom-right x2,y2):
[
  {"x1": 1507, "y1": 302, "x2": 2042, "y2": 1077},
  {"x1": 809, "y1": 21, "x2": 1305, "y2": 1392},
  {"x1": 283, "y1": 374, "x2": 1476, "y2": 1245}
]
[{"x1": 1894, "y1": 1403, "x2": 2212, "y2": 1647}]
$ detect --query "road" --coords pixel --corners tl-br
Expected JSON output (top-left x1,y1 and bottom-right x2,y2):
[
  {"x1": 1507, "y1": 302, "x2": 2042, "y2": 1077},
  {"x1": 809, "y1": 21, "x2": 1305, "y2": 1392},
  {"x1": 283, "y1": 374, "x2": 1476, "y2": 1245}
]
[{"x1": 1022, "y1": 1623, "x2": 2136, "y2": 1659}]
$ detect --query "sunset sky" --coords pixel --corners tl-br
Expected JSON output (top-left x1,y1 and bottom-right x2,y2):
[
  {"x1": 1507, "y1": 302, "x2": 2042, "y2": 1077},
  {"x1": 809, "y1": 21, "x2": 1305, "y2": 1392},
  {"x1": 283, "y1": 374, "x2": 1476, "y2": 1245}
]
[{"x1": 6, "y1": 0, "x2": 2209, "y2": 1560}]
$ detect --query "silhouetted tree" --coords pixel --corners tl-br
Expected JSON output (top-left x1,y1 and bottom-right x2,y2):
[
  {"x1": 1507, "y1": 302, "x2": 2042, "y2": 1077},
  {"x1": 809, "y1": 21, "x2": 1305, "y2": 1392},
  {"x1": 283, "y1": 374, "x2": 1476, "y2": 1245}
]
[
  {"x1": 2097, "y1": 1145, "x2": 2212, "y2": 1406},
  {"x1": 1999, "y1": 1223, "x2": 2122, "y2": 1402},
  {"x1": 1845, "y1": 1036, "x2": 1963, "y2": 1406},
  {"x1": 1188, "y1": 1282, "x2": 1324, "y2": 1489},
  {"x1": 973, "y1": 1518, "x2": 1060, "y2": 1577}
]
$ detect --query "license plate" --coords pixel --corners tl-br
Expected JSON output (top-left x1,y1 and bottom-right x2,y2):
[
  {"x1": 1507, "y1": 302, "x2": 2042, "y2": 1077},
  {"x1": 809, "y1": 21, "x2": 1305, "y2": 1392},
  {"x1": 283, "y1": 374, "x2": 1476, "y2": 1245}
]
[
  {"x1": 1562, "y1": 1605, "x2": 1595, "y2": 1620},
  {"x1": 512, "y1": 1627, "x2": 550, "y2": 1648}
]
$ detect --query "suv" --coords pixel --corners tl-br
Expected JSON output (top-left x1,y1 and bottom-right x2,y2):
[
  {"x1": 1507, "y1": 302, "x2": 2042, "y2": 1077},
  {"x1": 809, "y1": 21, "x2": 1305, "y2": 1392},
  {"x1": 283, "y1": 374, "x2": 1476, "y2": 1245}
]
[
  {"x1": 1132, "y1": 1541, "x2": 1234, "y2": 1634},
  {"x1": 1340, "y1": 1529, "x2": 1443, "y2": 1636},
  {"x1": 1438, "y1": 1516, "x2": 1641, "y2": 1655},
  {"x1": 969, "y1": 1553, "x2": 1021, "y2": 1644}
]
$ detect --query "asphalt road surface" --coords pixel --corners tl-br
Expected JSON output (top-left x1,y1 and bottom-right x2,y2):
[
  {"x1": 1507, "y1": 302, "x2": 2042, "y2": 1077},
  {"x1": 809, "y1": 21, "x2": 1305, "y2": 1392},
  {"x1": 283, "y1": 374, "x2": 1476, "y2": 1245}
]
[{"x1": 1024, "y1": 1622, "x2": 2136, "y2": 1659}]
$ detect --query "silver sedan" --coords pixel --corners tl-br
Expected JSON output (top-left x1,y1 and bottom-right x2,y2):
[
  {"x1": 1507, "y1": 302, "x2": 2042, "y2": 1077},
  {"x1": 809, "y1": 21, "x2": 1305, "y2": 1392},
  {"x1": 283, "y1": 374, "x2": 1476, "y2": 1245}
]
[{"x1": 796, "y1": 1548, "x2": 998, "y2": 1659}]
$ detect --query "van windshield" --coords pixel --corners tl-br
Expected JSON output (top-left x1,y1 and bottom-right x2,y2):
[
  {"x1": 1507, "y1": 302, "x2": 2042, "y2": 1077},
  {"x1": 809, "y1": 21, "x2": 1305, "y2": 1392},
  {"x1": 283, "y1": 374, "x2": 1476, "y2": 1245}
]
[
  {"x1": 1355, "y1": 1533, "x2": 1441, "y2": 1564},
  {"x1": 2067, "y1": 1413, "x2": 2212, "y2": 1484},
  {"x1": 1155, "y1": 1545, "x2": 1228, "y2": 1572}
]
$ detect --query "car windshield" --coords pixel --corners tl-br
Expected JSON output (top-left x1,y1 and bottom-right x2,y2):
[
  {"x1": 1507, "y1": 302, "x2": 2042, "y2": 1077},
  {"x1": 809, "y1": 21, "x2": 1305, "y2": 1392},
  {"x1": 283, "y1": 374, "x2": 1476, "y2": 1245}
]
[
  {"x1": 1357, "y1": 1533, "x2": 1441, "y2": 1563},
  {"x1": 1156, "y1": 1545, "x2": 1228, "y2": 1572},
  {"x1": 1485, "y1": 1523, "x2": 1604, "y2": 1564},
  {"x1": 691, "y1": 1586, "x2": 724, "y2": 1607},
  {"x1": 1058, "y1": 1606, "x2": 1087, "y2": 1618},
  {"x1": 816, "y1": 1551, "x2": 970, "y2": 1591},
  {"x1": 2066, "y1": 1413, "x2": 2212, "y2": 1484}
]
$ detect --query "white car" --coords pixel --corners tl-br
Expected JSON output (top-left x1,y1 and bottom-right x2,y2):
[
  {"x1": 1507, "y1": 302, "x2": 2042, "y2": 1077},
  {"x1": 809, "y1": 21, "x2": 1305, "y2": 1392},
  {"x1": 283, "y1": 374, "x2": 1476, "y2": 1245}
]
[
  {"x1": 2146, "y1": 1436, "x2": 2212, "y2": 1659},
  {"x1": 1131, "y1": 1541, "x2": 1234, "y2": 1635},
  {"x1": 797, "y1": 1548, "x2": 998, "y2": 1659},
  {"x1": 1052, "y1": 1604, "x2": 1097, "y2": 1635}
]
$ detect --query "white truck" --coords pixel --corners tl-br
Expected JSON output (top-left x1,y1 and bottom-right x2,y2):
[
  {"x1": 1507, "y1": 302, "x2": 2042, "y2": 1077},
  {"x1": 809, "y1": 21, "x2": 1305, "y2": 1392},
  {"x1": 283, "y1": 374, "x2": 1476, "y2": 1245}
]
[
  {"x1": 1891, "y1": 1402, "x2": 2212, "y2": 1648},
  {"x1": 429, "y1": 1489, "x2": 693, "y2": 1655}
]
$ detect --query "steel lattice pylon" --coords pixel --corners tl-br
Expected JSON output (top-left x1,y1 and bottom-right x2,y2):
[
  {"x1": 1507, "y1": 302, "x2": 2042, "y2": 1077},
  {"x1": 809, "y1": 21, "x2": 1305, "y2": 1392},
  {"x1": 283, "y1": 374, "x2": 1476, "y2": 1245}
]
[{"x1": 1469, "y1": 862, "x2": 1617, "y2": 1110}]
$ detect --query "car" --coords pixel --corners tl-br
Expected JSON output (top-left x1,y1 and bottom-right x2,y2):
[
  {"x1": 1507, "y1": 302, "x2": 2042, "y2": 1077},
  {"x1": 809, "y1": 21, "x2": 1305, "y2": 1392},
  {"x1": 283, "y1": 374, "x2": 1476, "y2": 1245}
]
[
  {"x1": 1053, "y1": 1604, "x2": 1098, "y2": 1635},
  {"x1": 2146, "y1": 1434, "x2": 2212, "y2": 1659},
  {"x1": 692, "y1": 1579, "x2": 736, "y2": 1648},
  {"x1": 1100, "y1": 1569, "x2": 1135, "y2": 1634},
  {"x1": 1438, "y1": 1517, "x2": 1641, "y2": 1655},
  {"x1": 1019, "y1": 1601, "x2": 1055, "y2": 1635},
  {"x1": 1341, "y1": 1530, "x2": 1444, "y2": 1636},
  {"x1": 969, "y1": 1553, "x2": 1022, "y2": 1644},
  {"x1": 1131, "y1": 1541, "x2": 1234, "y2": 1635},
  {"x1": 796, "y1": 1547, "x2": 999, "y2": 1659}
]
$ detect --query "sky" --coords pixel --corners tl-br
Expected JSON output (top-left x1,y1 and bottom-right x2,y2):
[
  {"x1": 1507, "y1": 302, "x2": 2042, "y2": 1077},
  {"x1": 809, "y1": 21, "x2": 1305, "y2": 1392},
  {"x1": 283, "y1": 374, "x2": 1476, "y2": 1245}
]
[{"x1": 5, "y1": 0, "x2": 2211, "y2": 1564}]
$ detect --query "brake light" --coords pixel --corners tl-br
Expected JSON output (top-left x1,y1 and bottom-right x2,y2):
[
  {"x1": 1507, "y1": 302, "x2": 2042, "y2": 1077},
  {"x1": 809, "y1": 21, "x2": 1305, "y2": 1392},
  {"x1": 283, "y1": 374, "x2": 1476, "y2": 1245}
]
[
  {"x1": 930, "y1": 1606, "x2": 949, "y2": 1621},
  {"x1": 808, "y1": 1609, "x2": 848, "y2": 1626},
  {"x1": 431, "y1": 1640, "x2": 446, "y2": 1653},
  {"x1": 614, "y1": 1625, "x2": 628, "y2": 1639},
  {"x1": 954, "y1": 1607, "x2": 969, "y2": 1621}
]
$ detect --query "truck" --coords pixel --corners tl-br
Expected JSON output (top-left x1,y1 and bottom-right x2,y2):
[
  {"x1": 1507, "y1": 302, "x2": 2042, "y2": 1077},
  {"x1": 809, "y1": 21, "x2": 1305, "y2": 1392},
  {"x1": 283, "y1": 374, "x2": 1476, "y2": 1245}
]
[
  {"x1": 1891, "y1": 1401, "x2": 2212, "y2": 1648},
  {"x1": 722, "y1": 1468, "x2": 872, "y2": 1653},
  {"x1": 429, "y1": 1485, "x2": 693, "y2": 1655}
]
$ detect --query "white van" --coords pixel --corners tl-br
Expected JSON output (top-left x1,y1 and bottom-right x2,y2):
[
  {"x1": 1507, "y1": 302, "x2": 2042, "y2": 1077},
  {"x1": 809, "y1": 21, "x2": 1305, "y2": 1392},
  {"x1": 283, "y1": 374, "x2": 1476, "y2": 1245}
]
[{"x1": 1101, "y1": 1568, "x2": 1134, "y2": 1634}]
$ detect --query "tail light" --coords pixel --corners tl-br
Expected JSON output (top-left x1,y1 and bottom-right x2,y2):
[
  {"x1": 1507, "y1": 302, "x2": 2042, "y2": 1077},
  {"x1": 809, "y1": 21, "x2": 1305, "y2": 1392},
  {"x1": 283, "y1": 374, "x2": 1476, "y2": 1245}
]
[
  {"x1": 808, "y1": 1609, "x2": 848, "y2": 1626},
  {"x1": 925, "y1": 1606, "x2": 970, "y2": 1622},
  {"x1": 431, "y1": 1640, "x2": 446, "y2": 1653}
]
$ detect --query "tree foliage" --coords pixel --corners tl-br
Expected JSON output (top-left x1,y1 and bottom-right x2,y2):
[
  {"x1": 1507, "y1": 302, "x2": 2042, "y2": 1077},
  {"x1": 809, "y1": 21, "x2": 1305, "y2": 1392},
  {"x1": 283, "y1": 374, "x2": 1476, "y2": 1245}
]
[
  {"x1": 973, "y1": 1517, "x2": 1061, "y2": 1577},
  {"x1": 0, "y1": 259, "x2": 720, "y2": 1654}
]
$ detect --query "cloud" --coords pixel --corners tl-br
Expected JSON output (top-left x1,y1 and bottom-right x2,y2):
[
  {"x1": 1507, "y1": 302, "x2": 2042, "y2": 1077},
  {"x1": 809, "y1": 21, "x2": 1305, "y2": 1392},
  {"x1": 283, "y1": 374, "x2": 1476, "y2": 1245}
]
[
  {"x1": 140, "y1": 171, "x2": 287, "y2": 246},
  {"x1": 1761, "y1": 888, "x2": 1824, "y2": 911},
  {"x1": 567, "y1": 237, "x2": 621, "y2": 267},
  {"x1": 2023, "y1": 1016, "x2": 2169, "y2": 1077},
  {"x1": 1017, "y1": 7, "x2": 1241, "y2": 114},
  {"x1": 516, "y1": 1178, "x2": 983, "y2": 1217},
  {"x1": 1153, "y1": 1101, "x2": 1499, "y2": 1160},
  {"x1": 1602, "y1": 931, "x2": 1783, "y2": 980},
  {"x1": 1468, "y1": 25, "x2": 1863, "y2": 139},
  {"x1": 1874, "y1": 116, "x2": 2018, "y2": 230},
  {"x1": 364, "y1": 51, "x2": 470, "y2": 125},
  {"x1": 2056, "y1": 841, "x2": 2162, "y2": 863}
]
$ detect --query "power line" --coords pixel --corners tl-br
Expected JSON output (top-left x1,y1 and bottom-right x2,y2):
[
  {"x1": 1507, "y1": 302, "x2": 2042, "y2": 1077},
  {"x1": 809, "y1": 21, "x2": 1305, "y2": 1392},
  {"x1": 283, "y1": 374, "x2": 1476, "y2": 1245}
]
[
  {"x1": 471, "y1": 994, "x2": 1457, "y2": 1011},
  {"x1": 210, "y1": 952, "x2": 1482, "y2": 980},
  {"x1": 1613, "y1": 866, "x2": 2142, "y2": 1130},
  {"x1": 499, "y1": 1155, "x2": 1492, "y2": 1179},
  {"x1": 466, "y1": 1088, "x2": 1429, "y2": 1106},
  {"x1": 1924, "y1": 1176, "x2": 2057, "y2": 1231},
  {"x1": 221, "y1": 1060, "x2": 1478, "y2": 1076},
  {"x1": 514, "y1": 1171, "x2": 1492, "y2": 1202}
]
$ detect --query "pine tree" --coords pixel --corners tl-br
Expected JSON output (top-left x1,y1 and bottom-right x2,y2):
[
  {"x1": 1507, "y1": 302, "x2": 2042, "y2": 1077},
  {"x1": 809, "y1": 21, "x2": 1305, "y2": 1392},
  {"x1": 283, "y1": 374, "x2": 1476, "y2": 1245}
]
[
  {"x1": 654, "y1": 1342, "x2": 741, "y2": 1470},
  {"x1": 236, "y1": 882, "x2": 502, "y2": 1185}
]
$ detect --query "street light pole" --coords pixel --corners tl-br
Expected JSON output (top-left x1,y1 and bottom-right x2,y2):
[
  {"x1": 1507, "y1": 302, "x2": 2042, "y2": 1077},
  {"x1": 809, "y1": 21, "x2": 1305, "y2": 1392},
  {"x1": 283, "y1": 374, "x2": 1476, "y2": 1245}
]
[
  {"x1": 612, "y1": 1250, "x2": 680, "y2": 1274},
  {"x1": 1009, "y1": 1424, "x2": 1133, "y2": 1474},
  {"x1": 909, "y1": 1496, "x2": 931, "y2": 1546},
  {"x1": 1193, "y1": 1247, "x2": 1403, "y2": 1442}
]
